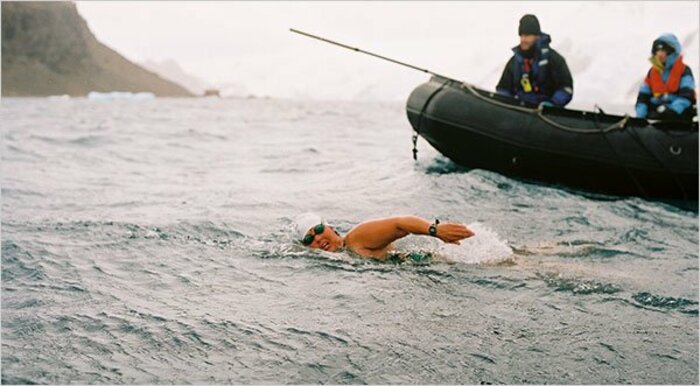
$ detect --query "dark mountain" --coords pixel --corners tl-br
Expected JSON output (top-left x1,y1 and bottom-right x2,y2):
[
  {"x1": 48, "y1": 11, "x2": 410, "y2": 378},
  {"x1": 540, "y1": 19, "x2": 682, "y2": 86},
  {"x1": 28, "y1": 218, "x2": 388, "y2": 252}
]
[{"x1": 1, "y1": 1, "x2": 192, "y2": 97}]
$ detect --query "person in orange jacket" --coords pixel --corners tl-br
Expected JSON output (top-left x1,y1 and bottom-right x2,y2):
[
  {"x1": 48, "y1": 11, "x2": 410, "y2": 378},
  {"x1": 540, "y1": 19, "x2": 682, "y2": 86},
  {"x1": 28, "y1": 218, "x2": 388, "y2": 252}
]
[{"x1": 635, "y1": 33, "x2": 697, "y2": 121}]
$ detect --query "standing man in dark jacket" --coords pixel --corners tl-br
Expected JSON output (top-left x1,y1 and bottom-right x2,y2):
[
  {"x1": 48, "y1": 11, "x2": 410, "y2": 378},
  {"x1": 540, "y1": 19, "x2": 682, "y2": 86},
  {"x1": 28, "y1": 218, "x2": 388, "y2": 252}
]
[{"x1": 496, "y1": 14, "x2": 574, "y2": 107}]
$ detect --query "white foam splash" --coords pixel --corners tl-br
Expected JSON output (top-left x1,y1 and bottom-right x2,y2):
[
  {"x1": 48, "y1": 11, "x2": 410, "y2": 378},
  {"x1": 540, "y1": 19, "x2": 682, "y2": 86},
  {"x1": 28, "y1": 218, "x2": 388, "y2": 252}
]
[{"x1": 437, "y1": 222, "x2": 513, "y2": 265}]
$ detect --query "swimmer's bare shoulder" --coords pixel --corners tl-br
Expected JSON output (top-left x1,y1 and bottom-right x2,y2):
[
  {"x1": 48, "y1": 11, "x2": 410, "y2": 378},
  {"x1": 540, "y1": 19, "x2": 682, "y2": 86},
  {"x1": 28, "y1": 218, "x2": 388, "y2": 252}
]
[{"x1": 344, "y1": 217, "x2": 404, "y2": 260}]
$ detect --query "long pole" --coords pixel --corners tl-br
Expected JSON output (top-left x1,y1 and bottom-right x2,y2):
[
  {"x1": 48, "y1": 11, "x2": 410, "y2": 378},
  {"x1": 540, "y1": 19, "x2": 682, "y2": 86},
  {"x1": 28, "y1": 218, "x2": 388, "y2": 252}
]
[{"x1": 289, "y1": 28, "x2": 459, "y2": 82}]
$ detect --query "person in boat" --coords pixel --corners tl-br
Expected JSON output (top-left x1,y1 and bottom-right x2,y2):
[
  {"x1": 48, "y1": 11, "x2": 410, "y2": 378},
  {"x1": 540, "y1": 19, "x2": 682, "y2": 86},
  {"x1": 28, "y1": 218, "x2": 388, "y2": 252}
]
[
  {"x1": 496, "y1": 14, "x2": 574, "y2": 108},
  {"x1": 635, "y1": 33, "x2": 697, "y2": 121},
  {"x1": 295, "y1": 213, "x2": 474, "y2": 261}
]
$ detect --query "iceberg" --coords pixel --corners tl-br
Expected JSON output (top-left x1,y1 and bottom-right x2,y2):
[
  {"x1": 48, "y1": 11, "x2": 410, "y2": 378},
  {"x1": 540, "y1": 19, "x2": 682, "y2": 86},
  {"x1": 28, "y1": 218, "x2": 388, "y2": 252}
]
[{"x1": 87, "y1": 91, "x2": 155, "y2": 101}]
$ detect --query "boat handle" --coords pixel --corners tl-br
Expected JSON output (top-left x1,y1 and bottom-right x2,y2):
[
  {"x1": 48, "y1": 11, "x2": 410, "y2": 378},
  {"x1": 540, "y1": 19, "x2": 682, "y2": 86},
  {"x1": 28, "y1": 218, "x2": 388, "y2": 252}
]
[{"x1": 670, "y1": 146, "x2": 682, "y2": 155}]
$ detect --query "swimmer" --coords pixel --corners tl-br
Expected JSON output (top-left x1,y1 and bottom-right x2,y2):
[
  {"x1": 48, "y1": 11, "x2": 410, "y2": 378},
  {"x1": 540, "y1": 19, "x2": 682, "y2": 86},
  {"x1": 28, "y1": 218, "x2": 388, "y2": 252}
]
[{"x1": 295, "y1": 213, "x2": 475, "y2": 261}]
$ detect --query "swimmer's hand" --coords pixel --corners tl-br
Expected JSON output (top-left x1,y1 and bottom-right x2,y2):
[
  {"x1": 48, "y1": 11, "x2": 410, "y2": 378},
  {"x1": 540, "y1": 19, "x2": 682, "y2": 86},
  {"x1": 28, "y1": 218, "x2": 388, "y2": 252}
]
[{"x1": 436, "y1": 223, "x2": 475, "y2": 245}]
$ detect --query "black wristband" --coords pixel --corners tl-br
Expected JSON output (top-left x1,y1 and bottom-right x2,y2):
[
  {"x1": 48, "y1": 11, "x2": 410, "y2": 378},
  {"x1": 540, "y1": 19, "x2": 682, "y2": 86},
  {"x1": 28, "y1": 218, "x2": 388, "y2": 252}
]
[{"x1": 428, "y1": 219, "x2": 440, "y2": 237}]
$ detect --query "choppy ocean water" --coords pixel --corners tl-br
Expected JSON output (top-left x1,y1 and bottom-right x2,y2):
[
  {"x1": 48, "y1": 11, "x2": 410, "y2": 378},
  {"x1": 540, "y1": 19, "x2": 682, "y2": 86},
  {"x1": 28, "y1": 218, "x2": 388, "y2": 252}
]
[{"x1": 1, "y1": 97, "x2": 698, "y2": 384}]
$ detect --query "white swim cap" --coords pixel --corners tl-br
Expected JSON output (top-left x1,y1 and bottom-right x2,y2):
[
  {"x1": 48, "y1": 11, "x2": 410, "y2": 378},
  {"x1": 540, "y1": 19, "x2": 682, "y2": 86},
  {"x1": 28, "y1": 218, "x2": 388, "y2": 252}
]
[{"x1": 294, "y1": 212, "x2": 325, "y2": 241}]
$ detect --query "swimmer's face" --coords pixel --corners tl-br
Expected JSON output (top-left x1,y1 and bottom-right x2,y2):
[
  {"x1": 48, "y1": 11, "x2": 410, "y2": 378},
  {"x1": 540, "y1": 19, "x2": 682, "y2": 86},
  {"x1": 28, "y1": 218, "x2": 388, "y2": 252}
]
[{"x1": 304, "y1": 224, "x2": 343, "y2": 252}]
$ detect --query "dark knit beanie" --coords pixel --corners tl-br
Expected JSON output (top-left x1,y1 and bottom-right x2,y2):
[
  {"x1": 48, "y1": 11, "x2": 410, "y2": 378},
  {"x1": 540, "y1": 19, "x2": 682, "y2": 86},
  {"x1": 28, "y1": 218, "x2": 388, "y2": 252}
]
[{"x1": 519, "y1": 14, "x2": 541, "y2": 36}]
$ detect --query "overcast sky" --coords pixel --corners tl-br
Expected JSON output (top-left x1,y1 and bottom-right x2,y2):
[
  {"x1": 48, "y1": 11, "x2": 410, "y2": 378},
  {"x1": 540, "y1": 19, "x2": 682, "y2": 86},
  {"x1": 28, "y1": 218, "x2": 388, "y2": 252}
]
[{"x1": 76, "y1": 1, "x2": 699, "y2": 108}]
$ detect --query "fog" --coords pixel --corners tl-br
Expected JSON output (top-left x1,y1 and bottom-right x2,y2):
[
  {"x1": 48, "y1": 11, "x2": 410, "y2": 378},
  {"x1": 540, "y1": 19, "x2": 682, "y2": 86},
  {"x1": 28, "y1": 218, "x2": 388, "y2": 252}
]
[{"x1": 76, "y1": 1, "x2": 699, "y2": 111}]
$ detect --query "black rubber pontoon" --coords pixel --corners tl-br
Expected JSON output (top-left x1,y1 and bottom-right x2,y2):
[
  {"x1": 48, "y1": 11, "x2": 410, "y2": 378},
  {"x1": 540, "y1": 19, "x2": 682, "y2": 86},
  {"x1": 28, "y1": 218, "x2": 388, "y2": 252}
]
[{"x1": 406, "y1": 76, "x2": 698, "y2": 201}]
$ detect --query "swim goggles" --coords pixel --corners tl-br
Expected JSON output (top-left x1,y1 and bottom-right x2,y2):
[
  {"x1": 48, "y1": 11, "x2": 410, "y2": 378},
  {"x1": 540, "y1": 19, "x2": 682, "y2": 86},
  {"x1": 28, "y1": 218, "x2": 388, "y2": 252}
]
[{"x1": 302, "y1": 223, "x2": 325, "y2": 245}]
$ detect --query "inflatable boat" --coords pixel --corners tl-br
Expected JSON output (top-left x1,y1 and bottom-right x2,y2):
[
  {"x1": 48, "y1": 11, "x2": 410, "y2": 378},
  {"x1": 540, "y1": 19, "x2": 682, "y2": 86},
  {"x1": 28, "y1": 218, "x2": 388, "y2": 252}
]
[{"x1": 406, "y1": 76, "x2": 698, "y2": 201}]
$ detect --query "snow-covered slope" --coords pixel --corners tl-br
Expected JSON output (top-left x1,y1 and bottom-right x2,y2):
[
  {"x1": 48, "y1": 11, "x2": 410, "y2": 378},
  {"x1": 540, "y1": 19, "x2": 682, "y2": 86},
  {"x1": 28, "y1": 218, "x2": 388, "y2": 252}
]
[
  {"x1": 77, "y1": 1, "x2": 699, "y2": 111},
  {"x1": 226, "y1": 2, "x2": 699, "y2": 113}
]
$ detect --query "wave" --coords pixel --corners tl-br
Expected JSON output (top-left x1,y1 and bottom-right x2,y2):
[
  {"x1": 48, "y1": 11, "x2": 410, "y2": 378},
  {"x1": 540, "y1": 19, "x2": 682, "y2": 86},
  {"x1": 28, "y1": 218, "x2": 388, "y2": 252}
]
[
  {"x1": 631, "y1": 291, "x2": 698, "y2": 313},
  {"x1": 537, "y1": 271, "x2": 622, "y2": 295}
]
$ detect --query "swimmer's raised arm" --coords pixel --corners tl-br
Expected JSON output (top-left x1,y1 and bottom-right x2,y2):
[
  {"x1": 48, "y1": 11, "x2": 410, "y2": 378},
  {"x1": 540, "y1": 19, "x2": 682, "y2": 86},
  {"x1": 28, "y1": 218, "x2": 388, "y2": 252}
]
[
  {"x1": 344, "y1": 216, "x2": 475, "y2": 255},
  {"x1": 294, "y1": 213, "x2": 475, "y2": 260}
]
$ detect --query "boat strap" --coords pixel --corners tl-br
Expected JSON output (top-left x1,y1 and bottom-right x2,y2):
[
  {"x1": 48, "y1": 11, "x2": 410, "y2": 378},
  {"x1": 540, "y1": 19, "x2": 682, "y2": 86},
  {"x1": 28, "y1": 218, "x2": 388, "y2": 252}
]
[
  {"x1": 412, "y1": 132, "x2": 418, "y2": 161},
  {"x1": 414, "y1": 81, "x2": 451, "y2": 160}
]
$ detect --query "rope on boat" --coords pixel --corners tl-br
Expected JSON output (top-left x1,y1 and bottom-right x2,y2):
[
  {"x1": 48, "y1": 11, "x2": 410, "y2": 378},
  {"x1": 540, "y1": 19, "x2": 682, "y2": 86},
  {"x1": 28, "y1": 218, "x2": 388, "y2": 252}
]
[
  {"x1": 536, "y1": 109, "x2": 629, "y2": 133},
  {"x1": 460, "y1": 82, "x2": 631, "y2": 134}
]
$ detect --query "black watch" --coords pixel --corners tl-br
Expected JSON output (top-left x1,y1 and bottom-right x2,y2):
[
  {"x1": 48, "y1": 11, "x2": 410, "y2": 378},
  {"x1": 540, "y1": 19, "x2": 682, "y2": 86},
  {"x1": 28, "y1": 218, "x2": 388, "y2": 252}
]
[{"x1": 428, "y1": 219, "x2": 440, "y2": 237}]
